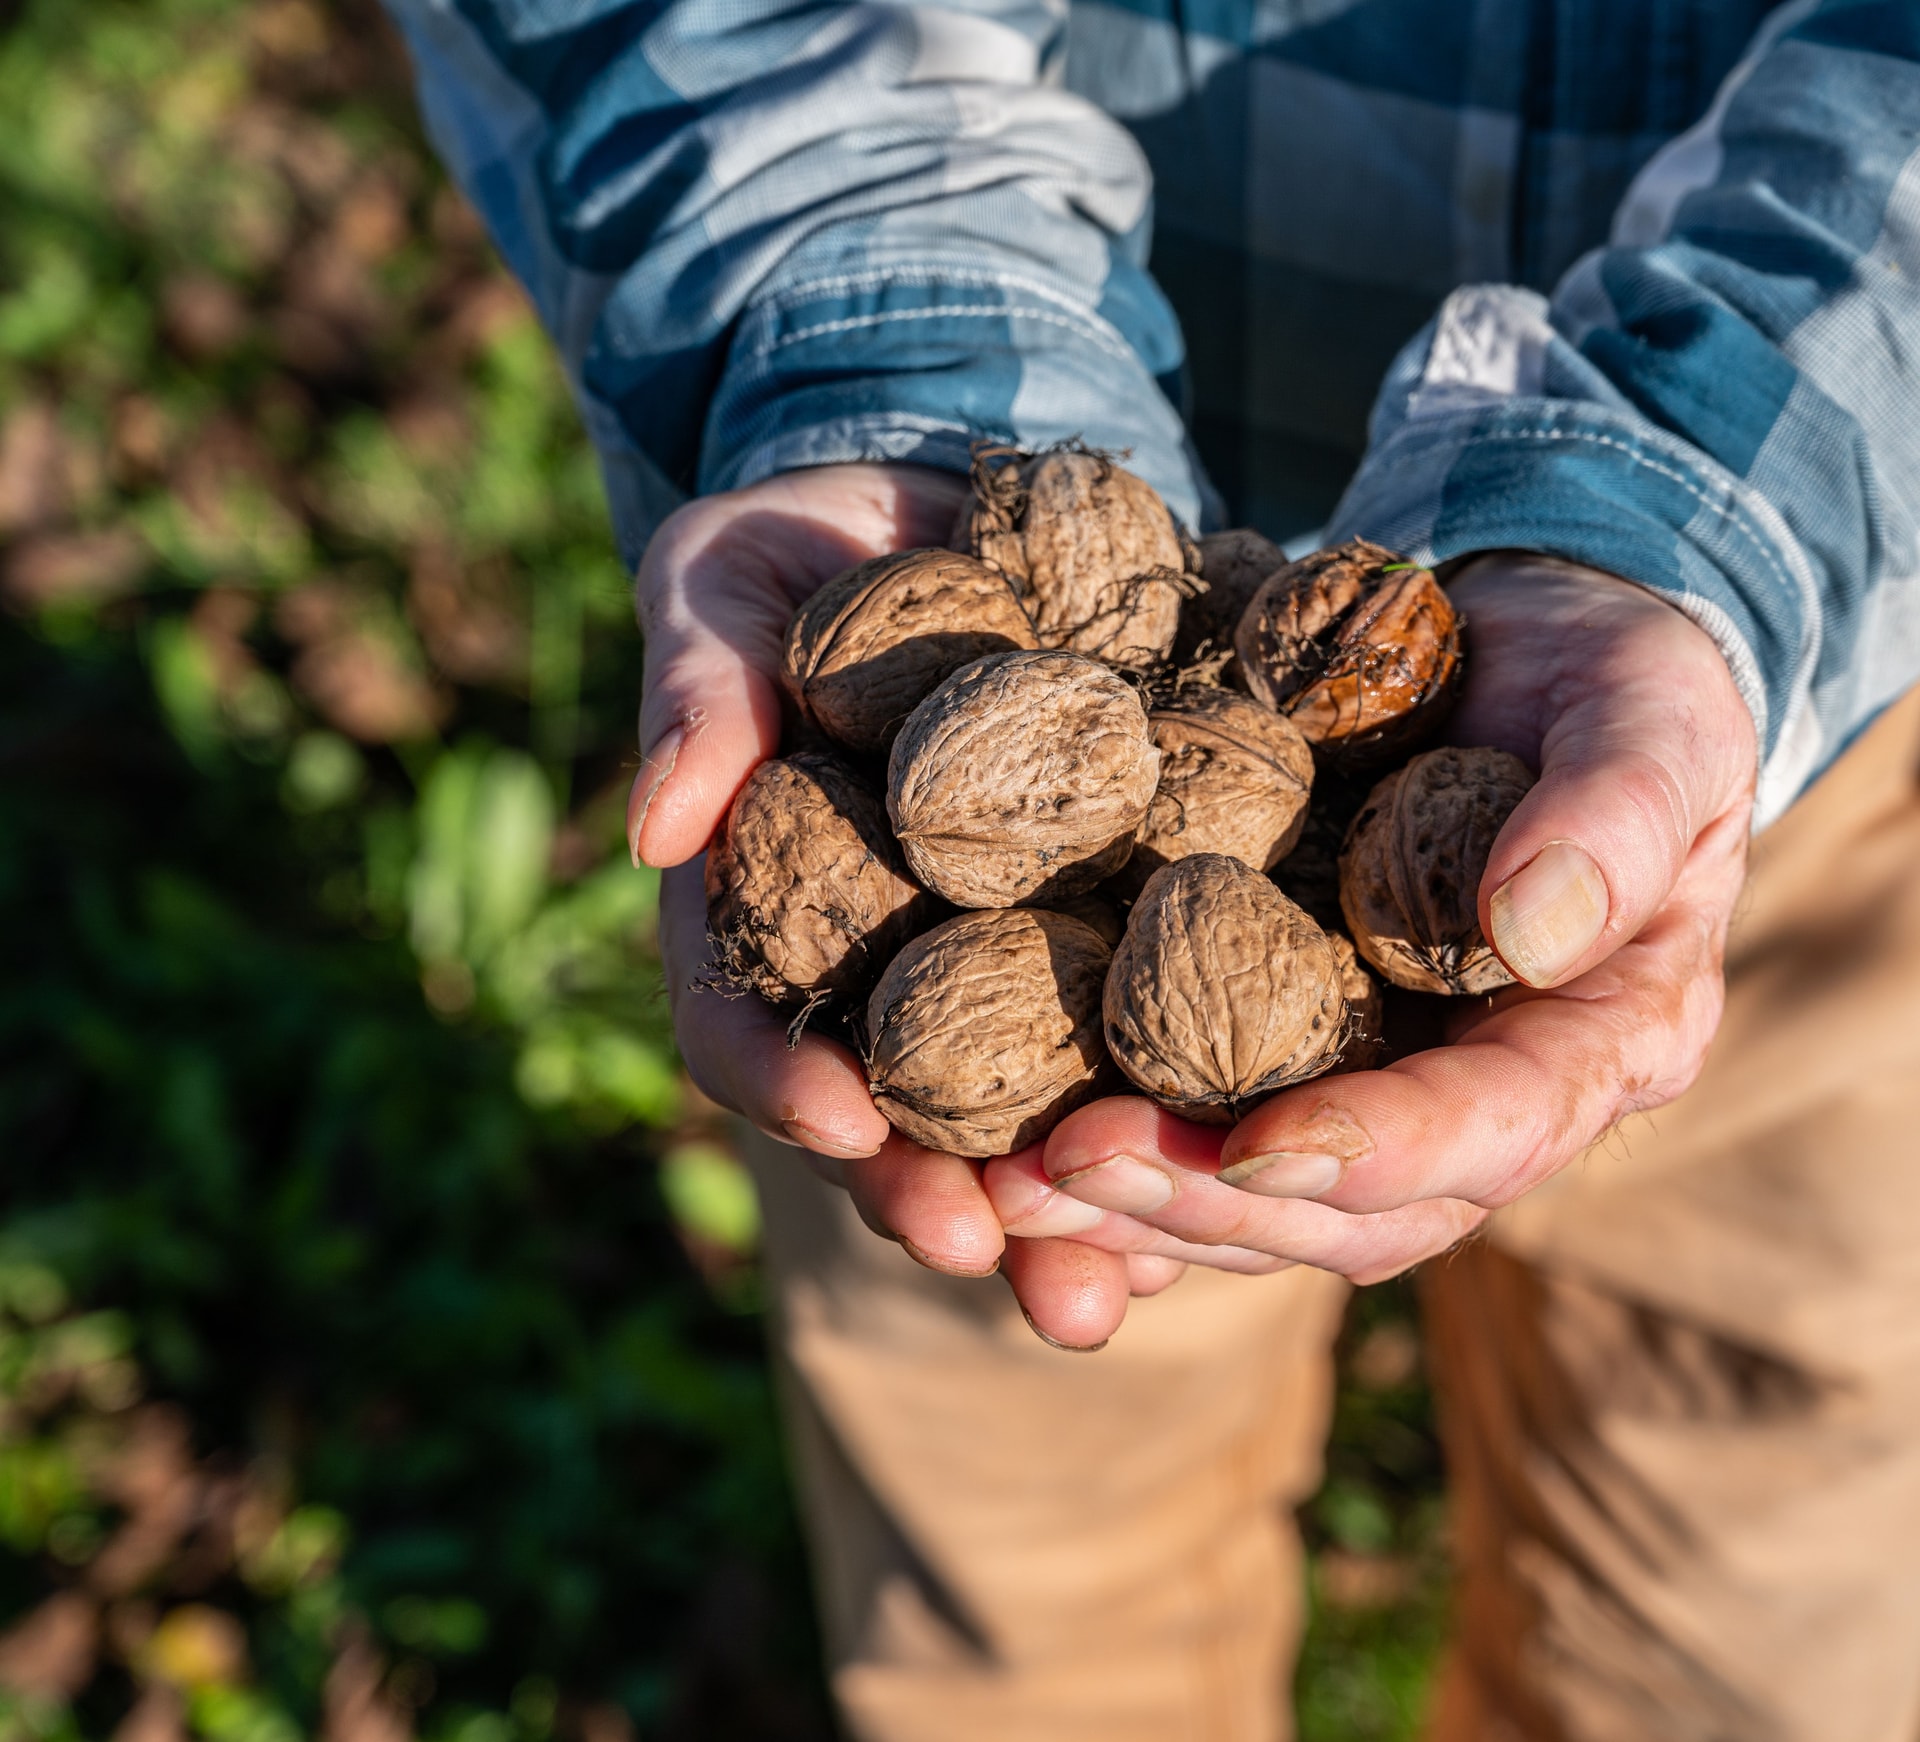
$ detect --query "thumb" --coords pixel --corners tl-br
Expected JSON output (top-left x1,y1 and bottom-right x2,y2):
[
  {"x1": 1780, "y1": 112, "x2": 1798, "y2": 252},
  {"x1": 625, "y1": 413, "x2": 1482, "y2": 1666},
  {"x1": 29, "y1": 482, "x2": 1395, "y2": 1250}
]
[{"x1": 1466, "y1": 569, "x2": 1757, "y2": 989}]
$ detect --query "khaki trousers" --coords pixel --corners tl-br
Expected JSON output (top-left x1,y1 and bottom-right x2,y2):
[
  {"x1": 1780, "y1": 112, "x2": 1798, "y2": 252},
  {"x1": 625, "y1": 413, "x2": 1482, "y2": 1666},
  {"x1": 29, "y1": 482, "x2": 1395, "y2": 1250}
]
[{"x1": 745, "y1": 684, "x2": 1920, "y2": 1742}]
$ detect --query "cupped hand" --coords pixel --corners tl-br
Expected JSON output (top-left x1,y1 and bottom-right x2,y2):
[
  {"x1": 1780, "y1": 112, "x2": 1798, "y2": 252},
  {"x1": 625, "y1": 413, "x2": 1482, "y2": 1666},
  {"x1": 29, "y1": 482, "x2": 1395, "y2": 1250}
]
[
  {"x1": 634, "y1": 462, "x2": 1153, "y2": 1348},
  {"x1": 994, "y1": 553, "x2": 1758, "y2": 1291}
]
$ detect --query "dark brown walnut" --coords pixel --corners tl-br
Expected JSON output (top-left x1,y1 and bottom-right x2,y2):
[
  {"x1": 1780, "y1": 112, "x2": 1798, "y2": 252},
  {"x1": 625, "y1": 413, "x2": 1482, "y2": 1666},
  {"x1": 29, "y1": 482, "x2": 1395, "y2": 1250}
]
[
  {"x1": 887, "y1": 650, "x2": 1160, "y2": 908},
  {"x1": 1235, "y1": 537, "x2": 1462, "y2": 770},
  {"x1": 866, "y1": 908, "x2": 1116, "y2": 1157},
  {"x1": 1271, "y1": 774, "x2": 1368, "y2": 932},
  {"x1": 1104, "y1": 855, "x2": 1347, "y2": 1123},
  {"x1": 1325, "y1": 933, "x2": 1385, "y2": 1075},
  {"x1": 781, "y1": 548, "x2": 1039, "y2": 756},
  {"x1": 1110, "y1": 688, "x2": 1314, "y2": 900},
  {"x1": 954, "y1": 445, "x2": 1197, "y2": 670},
  {"x1": 1174, "y1": 527, "x2": 1286, "y2": 671},
  {"x1": 1338, "y1": 746, "x2": 1535, "y2": 995},
  {"x1": 704, "y1": 751, "x2": 941, "y2": 1015}
]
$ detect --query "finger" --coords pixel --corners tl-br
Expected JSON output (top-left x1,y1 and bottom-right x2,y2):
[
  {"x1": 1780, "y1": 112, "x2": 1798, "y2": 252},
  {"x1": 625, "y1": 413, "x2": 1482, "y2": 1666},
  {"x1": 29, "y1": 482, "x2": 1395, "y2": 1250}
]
[
  {"x1": 1044, "y1": 1096, "x2": 1486, "y2": 1277},
  {"x1": 1450, "y1": 560, "x2": 1756, "y2": 988},
  {"x1": 1216, "y1": 843, "x2": 1743, "y2": 1216},
  {"x1": 983, "y1": 1147, "x2": 1292, "y2": 1275},
  {"x1": 839, "y1": 1136, "x2": 1008, "y2": 1277},
  {"x1": 630, "y1": 467, "x2": 969, "y2": 869},
  {"x1": 660, "y1": 862, "x2": 891, "y2": 1158},
  {"x1": 999, "y1": 1236, "x2": 1131, "y2": 1351},
  {"x1": 1126, "y1": 1255, "x2": 1187, "y2": 1296}
]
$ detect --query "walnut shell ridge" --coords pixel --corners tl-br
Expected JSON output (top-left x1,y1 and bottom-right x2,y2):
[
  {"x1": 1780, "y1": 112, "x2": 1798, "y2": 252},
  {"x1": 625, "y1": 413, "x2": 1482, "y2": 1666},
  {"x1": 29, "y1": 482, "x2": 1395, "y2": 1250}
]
[
  {"x1": 1111, "y1": 687, "x2": 1314, "y2": 901},
  {"x1": 887, "y1": 650, "x2": 1160, "y2": 909},
  {"x1": 1174, "y1": 527, "x2": 1286, "y2": 672},
  {"x1": 866, "y1": 908, "x2": 1116, "y2": 1157},
  {"x1": 1235, "y1": 538, "x2": 1462, "y2": 770},
  {"x1": 1338, "y1": 746, "x2": 1535, "y2": 995},
  {"x1": 781, "y1": 549, "x2": 1039, "y2": 756},
  {"x1": 704, "y1": 751, "x2": 940, "y2": 1011},
  {"x1": 955, "y1": 446, "x2": 1197, "y2": 670},
  {"x1": 1104, "y1": 855, "x2": 1347, "y2": 1123}
]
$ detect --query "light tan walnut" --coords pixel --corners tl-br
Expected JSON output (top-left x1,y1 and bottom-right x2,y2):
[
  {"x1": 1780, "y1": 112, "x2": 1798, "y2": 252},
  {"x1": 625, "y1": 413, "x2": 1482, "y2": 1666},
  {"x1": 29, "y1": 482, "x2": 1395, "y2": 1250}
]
[
  {"x1": 887, "y1": 650, "x2": 1159, "y2": 908},
  {"x1": 865, "y1": 908, "x2": 1116, "y2": 1157},
  {"x1": 1104, "y1": 855, "x2": 1347, "y2": 1123}
]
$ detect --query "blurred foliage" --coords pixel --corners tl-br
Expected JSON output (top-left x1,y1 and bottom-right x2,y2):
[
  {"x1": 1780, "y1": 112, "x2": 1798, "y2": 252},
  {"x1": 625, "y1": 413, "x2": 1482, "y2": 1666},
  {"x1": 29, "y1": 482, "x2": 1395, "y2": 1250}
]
[{"x1": 0, "y1": 0, "x2": 1447, "y2": 1736}]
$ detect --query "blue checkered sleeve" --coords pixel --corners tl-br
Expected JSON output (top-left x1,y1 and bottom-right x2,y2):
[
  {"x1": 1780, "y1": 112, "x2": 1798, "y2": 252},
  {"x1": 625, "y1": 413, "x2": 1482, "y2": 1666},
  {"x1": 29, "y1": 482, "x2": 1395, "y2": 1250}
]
[
  {"x1": 380, "y1": 0, "x2": 1211, "y2": 571},
  {"x1": 1328, "y1": 1, "x2": 1920, "y2": 823}
]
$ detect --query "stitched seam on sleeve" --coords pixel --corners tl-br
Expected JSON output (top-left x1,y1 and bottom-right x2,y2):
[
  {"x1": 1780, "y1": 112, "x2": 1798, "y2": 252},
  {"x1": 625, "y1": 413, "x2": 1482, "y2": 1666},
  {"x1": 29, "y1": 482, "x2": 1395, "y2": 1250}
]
[
  {"x1": 1453, "y1": 425, "x2": 1803, "y2": 606},
  {"x1": 766, "y1": 301, "x2": 1136, "y2": 362}
]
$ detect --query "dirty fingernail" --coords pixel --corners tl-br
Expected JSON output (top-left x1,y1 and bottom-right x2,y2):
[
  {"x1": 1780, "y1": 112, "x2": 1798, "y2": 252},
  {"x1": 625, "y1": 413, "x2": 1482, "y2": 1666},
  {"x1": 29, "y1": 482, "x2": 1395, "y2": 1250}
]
[
  {"x1": 1021, "y1": 1308, "x2": 1108, "y2": 1353},
  {"x1": 1055, "y1": 1157, "x2": 1175, "y2": 1215},
  {"x1": 1002, "y1": 1191, "x2": 1106, "y2": 1238},
  {"x1": 898, "y1": 1235, "x2": 999, "y2": 1279},
  {"x1": 1217, "y1": 1150, "x2": 1344, "y2": 1198},
  {"x1": 626, "y1": 724, "x2": 685, "y2": 867},
  {"x1": 780, "y1": 1116, "x2": 882, "y2": 1160},
  {"x1": 1489, "y1": 840, "x2": 1610, "y2": 987}
]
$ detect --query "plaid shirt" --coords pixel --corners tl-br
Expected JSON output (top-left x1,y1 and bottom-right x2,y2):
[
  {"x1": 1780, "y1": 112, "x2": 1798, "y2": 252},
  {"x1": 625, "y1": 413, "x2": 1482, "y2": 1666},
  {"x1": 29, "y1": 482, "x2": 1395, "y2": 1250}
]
[{"x1": 385, "y1": 0, "x2": 1920, "y2": 824}]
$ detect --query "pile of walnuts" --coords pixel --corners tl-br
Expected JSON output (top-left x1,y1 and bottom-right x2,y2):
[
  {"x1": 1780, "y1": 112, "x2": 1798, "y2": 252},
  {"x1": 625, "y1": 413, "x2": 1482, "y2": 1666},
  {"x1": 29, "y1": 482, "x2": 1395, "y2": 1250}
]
[{"x1": 702, "y1": 445, "x2": 1535, "y2": 1157}]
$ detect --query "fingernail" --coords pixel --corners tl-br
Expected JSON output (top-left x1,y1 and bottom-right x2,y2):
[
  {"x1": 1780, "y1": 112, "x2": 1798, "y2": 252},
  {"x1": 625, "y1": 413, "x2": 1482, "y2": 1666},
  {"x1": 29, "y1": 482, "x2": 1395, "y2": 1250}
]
[
  {"x1": 898, "y1": 1235, "x2": 999, "y2": 1279},
  {"x1": 780, "y1": 1116, "x2": 883, "y2": 1160},
  {"x1": 1217, "y1": 1150, "x2": 1344, "y2": 1197},
  {"x1": 1055, "y1": 1157, "x2": 1175, "y2": 1215},
  {"x1": 1489, "y1": 840, "x2": 1611, "y2": 988},
  {"x1": 1002, "y1": 1191, "x2": 1106, "y2": 1238},
  {"x1": 1021, "y1": 1308, "x2": 1108, "y2": 1354},
  {"x1": 626, "y1": 724, "x2": 686, "y2": 868}
]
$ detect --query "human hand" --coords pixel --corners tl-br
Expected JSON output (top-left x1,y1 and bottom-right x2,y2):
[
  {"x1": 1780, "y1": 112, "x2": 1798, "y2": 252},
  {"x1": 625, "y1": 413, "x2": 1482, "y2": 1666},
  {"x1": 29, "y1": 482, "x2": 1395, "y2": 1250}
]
[
  {"x1": 633, "y1": 464, "x2": 1165, "y2": 1349},
  {"x1": 985, "y1": 554, "x2": 1758, "y2": 1293}
]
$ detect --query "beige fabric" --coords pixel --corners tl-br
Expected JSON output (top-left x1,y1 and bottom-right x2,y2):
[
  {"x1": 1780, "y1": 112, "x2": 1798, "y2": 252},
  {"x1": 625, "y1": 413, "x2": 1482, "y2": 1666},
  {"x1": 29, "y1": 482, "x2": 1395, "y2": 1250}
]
[
  {"x1": 743, "y1": 1137, "x2": 1348, "y2": 1742},
  {"x1": 1428, "y1": 682, "x2": 1920, "y2": 1742},
  {"x1": 745, "y1": 683, "x2": 1920, "y2": 1742}
]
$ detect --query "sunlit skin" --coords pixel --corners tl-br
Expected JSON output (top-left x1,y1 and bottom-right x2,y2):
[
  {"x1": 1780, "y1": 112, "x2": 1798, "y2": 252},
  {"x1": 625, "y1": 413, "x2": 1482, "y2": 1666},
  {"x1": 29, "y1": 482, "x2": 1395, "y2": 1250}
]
[{"x1": 635, "y1": 463, "x2": 1757, "y2": 1348}]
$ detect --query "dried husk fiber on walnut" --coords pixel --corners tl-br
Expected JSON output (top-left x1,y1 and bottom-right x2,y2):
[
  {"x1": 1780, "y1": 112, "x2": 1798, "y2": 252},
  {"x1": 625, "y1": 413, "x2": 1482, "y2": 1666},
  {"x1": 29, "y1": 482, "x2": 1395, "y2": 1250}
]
[
  {"x1": 866, "y1": 908, "x2": 1116, "y2": 1157},
  {"x1": 1325, "y1": 932, "x2": 1385, "y2": 1075},
  {"x1": 1235, "y1": 538, "x2": 1462, "y2": 770},
  {"x1": 955, "y1": 446, "x2": 1196, "y2": 670},
  {"x1": 1104, "y1": 855, "x2": 1347, "y2": 1122},
  {"x1": 1339, "y1": 746, "x2": 1535, "y2": 995},
  {"x1": 887, "y1": 650, "x2": 1160, "y2": 908},
  {"x1": 1110, "y1": 687, "x2": 1314, "y2": 900},
  {"x1": 704, "y1": 751, "x2": 940, "y2": 1012},
  {"x1": 781, "y1": 549, "x2": 1039, "y2": 756},
  {"x1": 1174, "y1": 527, "x2": 1286, "y2": 672}
]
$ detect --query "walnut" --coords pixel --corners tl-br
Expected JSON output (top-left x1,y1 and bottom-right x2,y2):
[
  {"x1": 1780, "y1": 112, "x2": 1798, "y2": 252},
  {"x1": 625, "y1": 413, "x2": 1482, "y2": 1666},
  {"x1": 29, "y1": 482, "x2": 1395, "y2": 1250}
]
[
  {"x1": 865, "y1": 908, "x2": 1116, "y2": 1157},
  {"x1": 954, "y1": 445, "x2": 1197, "y2": 670},
  {"x1": 1104, "y1": 855, "x2": 1347, "y2": 1123},
  {"x1": 1174, "y1": 527, "x2": 1285, "y2": 672},
  {"x1": 1235, "y1": 538, "x2": 1462, "y2": 770},
  {"x1": 1110, "y1": 686, "x2": 1314, "y2": 900},
  {"x1": 1036, "y1": 890, "x2": 1127, "y2": 950},
  {"x1": 704, "y1": 751, "x2": 941, "y2": 1016},
  {"x1": 781, "y1": 548, "x2": 1038, "y2": 756},
  {"x1": 1338, "y1": 746, "x2": 1535, "y2": 995},
  {"x1": 887, "y1": 650, "x2": 1160, "y2": 908}
]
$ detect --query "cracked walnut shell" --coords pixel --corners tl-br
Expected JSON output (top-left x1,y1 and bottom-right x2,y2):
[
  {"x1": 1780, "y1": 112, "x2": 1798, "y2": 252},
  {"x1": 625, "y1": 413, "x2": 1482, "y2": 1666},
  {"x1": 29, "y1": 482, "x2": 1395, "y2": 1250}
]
[
  {"x1": 781, "y1": 549, "x2": 1038, "y2": 756},
  {"x1": 1111, "y1": 687, "x2": 1314, "y2": 900},
  {"x1": 887, "y1": 650, "x2": 1159, "y2": 908},
  {"x1": 955, "y1": 446, "x2": 1196, "y2": 670},
  {"x1": 1338, "y1": 746, "x2": 1535, "y2": 995},
  {"x1": 704, "y1": 751, "x2": 940, "y2": 1011},
  {"x1": 1104, "y1": 855, "x2": 1348, "y2": 1123},
  {"x1": 1235, "y1": 538, "x2": 1462, "y2": 769},
  {"x1": 865, "y1": 907, "x2": 1115, "y2": 1157}
]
